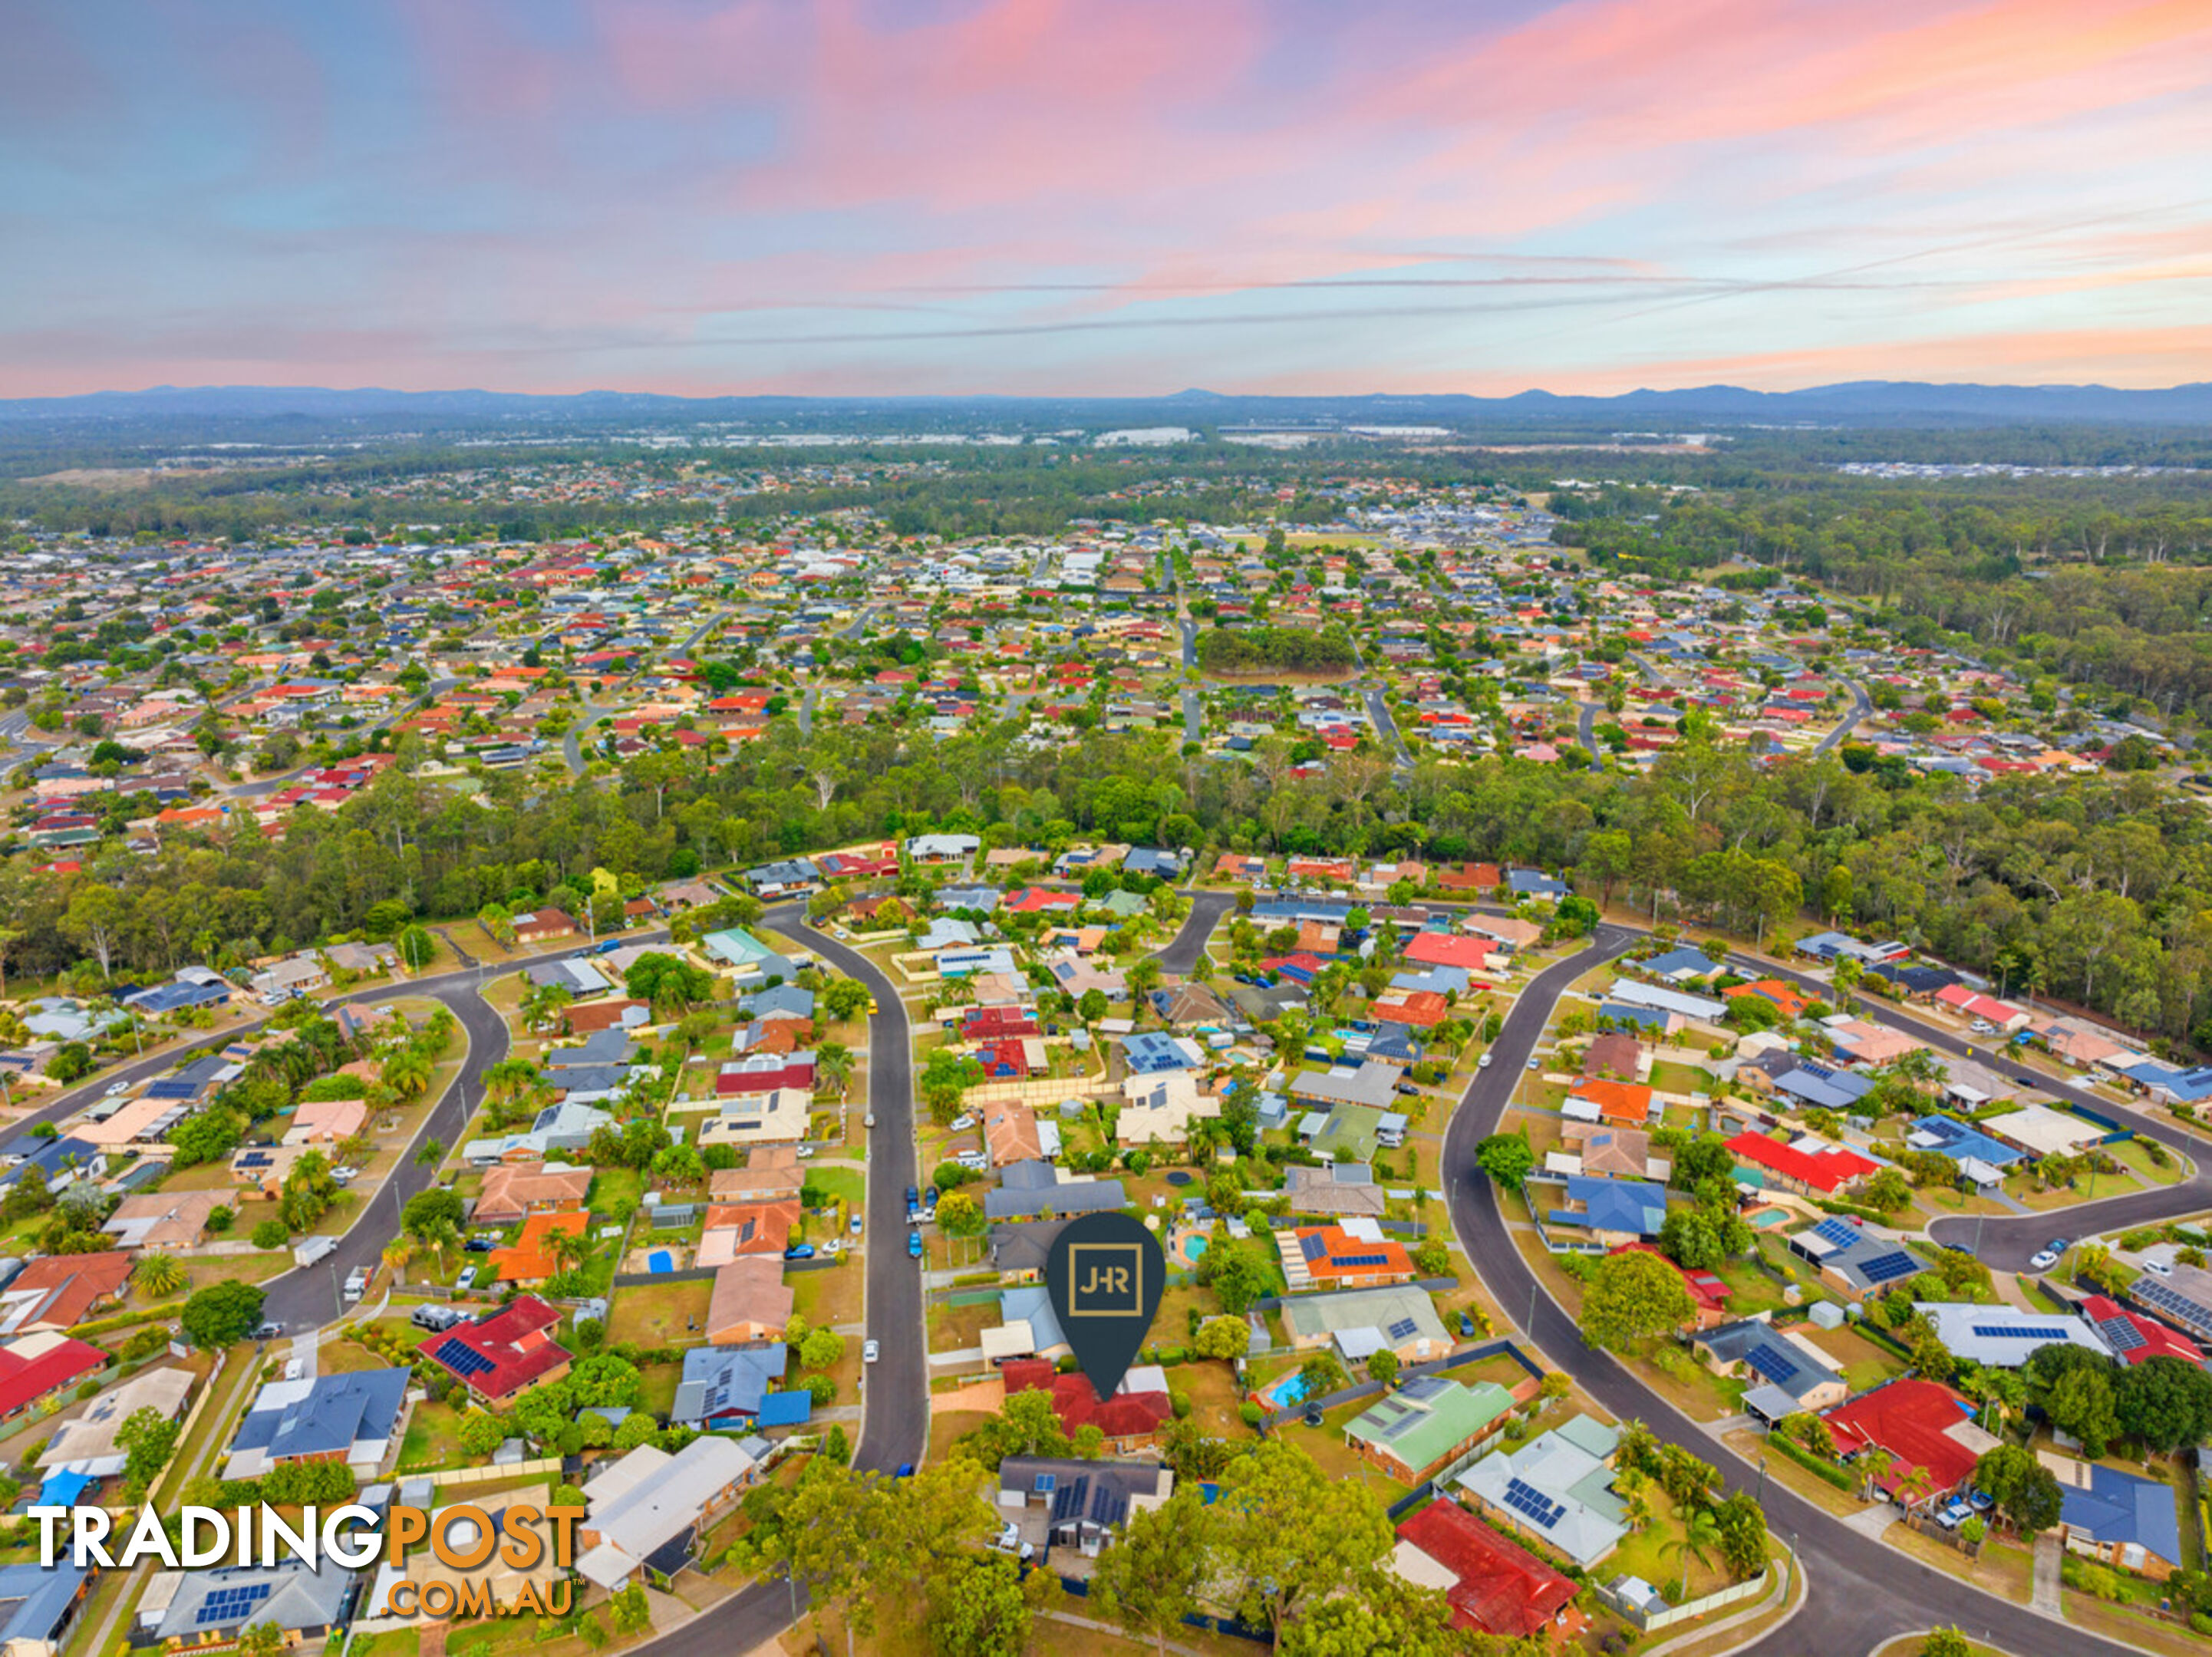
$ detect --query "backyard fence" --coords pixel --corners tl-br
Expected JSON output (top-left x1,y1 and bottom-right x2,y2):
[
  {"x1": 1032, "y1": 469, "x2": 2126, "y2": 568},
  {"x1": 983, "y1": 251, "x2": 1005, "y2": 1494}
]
[{"x1": 1594, "y1": 1565, "x2": 1773, "y2": 1632}]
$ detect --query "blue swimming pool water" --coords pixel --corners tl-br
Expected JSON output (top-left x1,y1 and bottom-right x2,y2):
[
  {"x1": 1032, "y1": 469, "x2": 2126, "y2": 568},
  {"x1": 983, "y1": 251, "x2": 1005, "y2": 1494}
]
[
  {"x1": 1271, "y1": 1373, "x2": 1309, "y2": 1406},
  {"x1": 647, "y1": 1250, "x2": 673, "y2": 1273},
  {"x1": 1185, "y1": 1236, "x2": 1209, "y2": 1261}
]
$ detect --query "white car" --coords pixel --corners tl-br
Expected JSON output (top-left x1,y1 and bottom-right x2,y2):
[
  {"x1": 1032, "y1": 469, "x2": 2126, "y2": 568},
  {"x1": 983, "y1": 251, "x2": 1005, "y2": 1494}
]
[
  {"x1": 948, "y1": 1114, "x2": 975, "y2": 1132},
  {"x1": 2144, "y1": 1258, "x2": 2174, "y2": 1279},
  {"x1": 863, "y1": 1339, "x2": 880, "y2": 1363},
  {"x1": 282, "y1": 1358, "x2": 303, "y2": 1382},
  {"x1": 1526, "y1": 1058, "x2": 1541, "y2": 1072},
  {"x1": 104, "y1": 1081, "x2": 129, "y2": 1097},
  {"x1": 1477, "y1": 1053, "x2": 1493, "y2": 1069},
  {"x1": 330, "y1": 1165, "x2": 359, "y2": 1184},
  {"x1": 2027, "y1": 1239, "x2": 2068, "y2": 1272}
]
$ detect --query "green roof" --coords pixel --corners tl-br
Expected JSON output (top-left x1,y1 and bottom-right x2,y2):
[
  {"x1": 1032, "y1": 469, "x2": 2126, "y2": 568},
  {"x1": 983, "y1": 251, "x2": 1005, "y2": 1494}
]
[{"x1": 1343, "y1": 1378, "x2": 1516, "y2": 1474}]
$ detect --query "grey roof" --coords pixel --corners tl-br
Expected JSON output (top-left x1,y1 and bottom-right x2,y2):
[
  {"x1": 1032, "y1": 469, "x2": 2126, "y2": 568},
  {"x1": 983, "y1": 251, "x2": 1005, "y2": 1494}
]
[
  {"x1": 1456, "y1": 1415, "x2": 1627, "y2": 1569},
  {"x1": 1279, "y1": 1284, "x2": 1448, "y2": 1347},
  {"x1": 1918, "y1": 1302, "x2": 2113, "y2": 1369},
  {"x1": 1696, "y1": 1321, "x2": 1844, "y2": 1402},
  {"x1": 229, "y1": 1367, "x2": 411, "y2": 1465},
  {"x1": 153, "y1": 1560, "x2": 353, "y2": 1641},
  {"x1": 1001, "y1": 1283, "x2": 1068, "y2": 1352},
  {"x1": 0, "y1": 1560, "x2": 87, "y2": 1648},
  {"x1": 1290, "y1": 1059, "x2": 1399, "y2": 1110},
  {"x1": 576, "y1": 1435, "x2": 770, "y2": 1589},
  {"x1": 989, "y1": 1217, "x2": 1070, "y2": 1277},
  {"x1": 545, "y1": 1029, "x2": 638, "y2": 1068},
  {"x1": 671, "y1": 1342, "x2": 788, "y2": 1425},
  {"x1": 983, "y1": 1160, "x2": 1127, "y2": 1221}
]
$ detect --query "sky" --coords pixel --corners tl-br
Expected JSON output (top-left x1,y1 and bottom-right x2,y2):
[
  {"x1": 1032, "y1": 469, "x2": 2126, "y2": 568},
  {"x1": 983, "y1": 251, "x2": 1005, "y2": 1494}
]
[{"x1": 3, "y1": 0, "x2": 2210, "y2": 399}]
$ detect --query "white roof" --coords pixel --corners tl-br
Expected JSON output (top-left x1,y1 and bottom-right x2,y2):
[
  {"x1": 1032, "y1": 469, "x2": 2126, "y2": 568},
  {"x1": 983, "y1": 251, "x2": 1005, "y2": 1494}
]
[
  {"x1": 1918, "y1": 1301, "x2": 2112, "y2": 1369},
  {"x1": 1605, "y1": 980, "x2": 1725, "y2": 1020}
]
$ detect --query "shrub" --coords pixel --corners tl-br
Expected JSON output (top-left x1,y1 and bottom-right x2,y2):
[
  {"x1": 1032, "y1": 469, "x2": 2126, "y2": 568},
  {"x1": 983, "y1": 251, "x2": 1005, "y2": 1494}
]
[
  {"x1": 1238, "y1": 1401, "x2": 1264, "y2": 1428},
  {"x1": 250, "y1": 1219, "x2": 290, "y2": 1250}
]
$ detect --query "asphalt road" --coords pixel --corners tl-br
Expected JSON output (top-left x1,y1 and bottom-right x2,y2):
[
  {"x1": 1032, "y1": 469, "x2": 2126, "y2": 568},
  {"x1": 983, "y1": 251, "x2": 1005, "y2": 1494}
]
[
  {"x1": 1814, "y1": 680, "x2": 1874, "y2": 755},
  {"x1": 1440, "y1": 928, "x2": 2150, "y2": 1657},
  {"x1": 223, "y1": 678, "x2": 462, "y2": 798},
  {"x1": 1717, "y1": 950, "x2": 2212, "y2": 1271},
  {"x1": 1361, "y1": 686, "x2": 1412, "y2": 770},
  {"x1": 1152, "y1": 891, "x2": 1233, "y2": 976},
  {"x1": 1577, "y1": 699, "x2": 1602, "y2": 761}
]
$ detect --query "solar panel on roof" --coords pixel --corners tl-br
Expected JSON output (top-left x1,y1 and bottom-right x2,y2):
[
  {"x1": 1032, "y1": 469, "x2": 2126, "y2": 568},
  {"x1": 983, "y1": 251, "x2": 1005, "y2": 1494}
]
[
  {"x1": 2100, "y1": 1318, "x2": 2147, "y2": 1354},
  {"x1": 1857, "y1": 1250, "x2": 1919, "y2": 1284},
  {"x1": 431, "y1": 1336, "x2": 495, "y2": 1379},
  {"x1": 1299, "y1": 1234, "x2": 1328, "y2": 1262},
  {"x1": 1745, "y1": 1344, "x2": 1800, "y2": 1385},
  {"x1": 1386, "y1": 1316, "x2": 1419, "y2": 1340},
  {"x1": 1502, "y1": 1477, "x2": 1566, "y2": 1530},
  {"x1": 1972, "y1": 1324, "x2": 2069, "y2": 1341},
  {"x1": 1809, "y1": 1219, "x2": 1858, "y2": 1250},
  {"x1": 2133, "y1": 1280, "x2": 2212, "y2": 1333},
  {"x1": 1330, "y1": 1253, "x2": 1391, "y2": 1268}
]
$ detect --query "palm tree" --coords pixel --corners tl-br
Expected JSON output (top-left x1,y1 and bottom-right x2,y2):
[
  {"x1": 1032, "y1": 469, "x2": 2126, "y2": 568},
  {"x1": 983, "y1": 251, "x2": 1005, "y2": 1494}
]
[
  {"x1": 1614, "y1": 1467, "x2": 1657, "y2": 1534},
  {"x1": 816, "y1": 1042, "x2": 854, "y2": 1102},
  {"x1": 546, "y1": 1227, "x2": 589, "y2": 1275},
  {"x1": 134, "y1": 1253, "x2": 187, "y2": 1297},
  {"x1": 381, "y1": 1047, "x2": 432, "y2": 1100},
  {"x1": 1663, "y1": 1507, "x2": 1723, "y2": 1601},
  {"x1": 382, "y1": 1237, "x2": 416, "y2": 1278}
]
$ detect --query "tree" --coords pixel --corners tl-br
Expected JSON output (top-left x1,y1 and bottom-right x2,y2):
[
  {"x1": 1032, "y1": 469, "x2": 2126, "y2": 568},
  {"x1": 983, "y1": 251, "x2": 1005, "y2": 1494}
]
[
  {"x1": 181, "y1": 1280, "x2": 266, "y2": 1349},
  {"x1": 1581, "y1": 1248, "x2": 1696, "y2": 1352},
  {"x1": 935, "y1": 1189, "x2": 986, "y2": 1238},
  {"x1": 1213, "y1": 1441, "x2": 1393, "y2": 1639},
  {"x1": 821, "y1": 977, "x2": 872, "y2": 1021},
  {"x1": 134, "y1": 1253, "x2": 187, "y2": 1297},
  {"x1": 1367, "y1": 1348, "x2": 1400, "y2": 1386},
  {"x1": 1862, "y1": 1167, "x2": 1913, "y2": 1214},
  {"x1": 2045, "y1": 1364, "x2": 2119, "y2": 1458},
  {"x1": 1919, "y1": 1631, "x2": 1973, "y2": 1657},
  {"x1": 799, "y1": 1328, "x2": 847, "y2": 1372},
  {"x1": 251, "y1": 1218, "x2": 290, "y2": 1250},
  {"x1": 922, "y1": 1553, "x2": 1033, "y2": 1657},
  {"x1": 1193, "y1": 1315, "x2": 1249, "y2": 1362},
  {"x1": 1274, "y1": 1570, "x2": 1475, "y2": 1657},
  {"x1": 1475, "y1": 1132, "x2": 1535, "y2": 1191},
  {"x1": 117, "y1": 1406, "x2": 181, "y2": 1494},
  {"x1": 2115, "y1": 1354, "x2": 2212, "y2": 1453},
  {"x1": 1974, "y1": 1444, "x2": 2063, "y2": 1536},
  {"x1": 1091, "y1": 1489, "x2": 1214, "y2": 1656},
  {"x1": 1663, "y1": 1505, "x2": 1723, "y2": 1599},
  {"x1": 1712, "y1": 1490, "x2": 1768, "y2": 1578},
  {"x1": 457, "y1": 1410, "x2": 506, "y2": 1456},
  {"x1": 1196, "y1": 1238, "x2": 1272, "y2": 1316}
]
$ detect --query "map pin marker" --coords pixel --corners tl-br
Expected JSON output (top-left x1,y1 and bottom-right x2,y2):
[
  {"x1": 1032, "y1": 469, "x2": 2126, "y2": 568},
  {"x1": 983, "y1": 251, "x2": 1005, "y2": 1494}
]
[{"x1": 1045, "y1": 1211, "x2": 1167, "y2": 1405}]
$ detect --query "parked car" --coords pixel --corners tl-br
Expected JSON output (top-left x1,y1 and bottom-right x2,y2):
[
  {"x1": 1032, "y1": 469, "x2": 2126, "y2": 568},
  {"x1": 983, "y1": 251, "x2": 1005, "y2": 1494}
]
[
  {"x1": 457, "y1": 1267, "x2": 479, "y2": 1292},
  {"x1": 2144, "y1": 1258, "x2": 2174, "y2": 1278},
  {"x1": 908, "y1": 1230, "x2": 924, "y2": 1259},
  {"x1": 1525, "y1": 1058, "x2": 1540, "y2": 1071},
  {"x1": 330, "y1": 1165, "x2": 359, "y2": 1184},
  {"x1": 253, "y1": 1321, "x2": 282, "y2": 1341},
  {"x1": 948, "y1": 1114, "x2": 974, "y2": 1132},
  {"x1": 905, "y1": 1186, "x2": 920, "y2": 1210},
  {"x1": 2028, "y1": 1239, "x2": 2068, "y2": 1271},
  {"x1": 1477, "y1": 1053, "x2": 1493, "y2": 1069},
  {"x1": 784, "y1": 1245, "x2": 816, "y2": 1261},
  {"x1": 282, "y1": 1358, "x2": 303, "y2": 1382},
  {"x1": 849, "y1": 1214, "x2": 863, "y2": 1236},
  {"x1": 863, "y1": 1339, "x2": 880, "y2": 1364},
  {"x1": 463, "y1": 1237, "x2": 496, "y2": 1253}
]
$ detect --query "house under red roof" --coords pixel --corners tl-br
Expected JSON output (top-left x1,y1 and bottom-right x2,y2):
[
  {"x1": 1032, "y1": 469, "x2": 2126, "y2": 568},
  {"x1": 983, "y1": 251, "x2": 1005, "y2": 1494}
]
[
  {"x1": 1395, "y1": 1498, "x2": 1580, "y2": 1639},
  {"x1": 1821, "y1": 1379, "x2": 1987, "y2": 1499},
  {"x1": 1725, "y1": 1132, "x2": 1877, "y2": 1194},
  {"x1": 1002, "y1": 1359, "x2": 1172, "y2": 1443},
  {"x1": 417, "y1": 1294, "x2": 572, "y2": 1406},
  {"x1": 1403, "y1": 932, "x2": 1496, "y2": 971},
  {"x1": 1610, "y1": 1242, "x2": 1729, "y2": 1318},
  {"x1": 2081, "y1": 1294, "x2": 2204, "y2": 1366},
  {"x1": 0, "y1": 1333, "x2": 108, "y2": 1421}
]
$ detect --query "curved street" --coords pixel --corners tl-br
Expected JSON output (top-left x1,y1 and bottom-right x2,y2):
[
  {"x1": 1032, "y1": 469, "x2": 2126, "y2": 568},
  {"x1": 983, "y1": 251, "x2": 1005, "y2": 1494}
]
[{"x1": 1440, "y1": 927, "x2": 2151, "y2": 1657}]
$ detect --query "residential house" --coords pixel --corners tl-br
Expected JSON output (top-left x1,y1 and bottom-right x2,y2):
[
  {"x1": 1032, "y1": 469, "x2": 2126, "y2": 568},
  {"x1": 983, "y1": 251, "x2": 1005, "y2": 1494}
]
[
  {"x1": 1281, "y1": 1285, "x2": 1452, "y2": 1363},
  {"x1": 41, "y1": 1364, "x2": 194, "y2": 1484},
  {"x1": 488, "y1": 1211, "x2": 591, "y2": 1286},
  {"x1": 417, "y1": 1295, "x2": 572, "y2": 1407},
  {"x1": 225, "y1": 1367, "x2": 412, "y2": 1480},
  {"x1": 995, "y1": 1456, "x2": 1173, "y2": 1561},
  {"x1": 575, "y1": 1435, "x2": 771, "y2": 1590},
  {"x1": 0, "y1": 1561, "x2": 91, "y2": 1656},
  {"x1": 1391, "y1": 1500, "x2": 1581, "y2": 1642},
  {"x1": 1282, "y1": 1221, "x2": 1416, "y2": 1290},
  {"x1": 1726, "y1": 1132, "x2": 1878, "y2": 1199},
  {"x1": 511, "y1": 908, "x2": 579, "y2": 945},
  {"x1": 282, "y1": 1096, "x2": 371, "y2": 1148},
  {"x1": 1280, "y1": 1161, "x2": 1387, "y2": 1218},
  {"x1": 0, "y1": 1333, "x2": 109, "y2": 1423},
  {"x1": 706, "y1": 1258, "x2": 794, "y2": 1345},
  {"x1": 707, "y1": 1145, "x2": 805, "y2": 1203},
  {"x1": 1564, "y1": 1078, "x2": 1656, "y2": 1128},
  {"x1": 99, "y1": 1190, "x2": 219, "y2": 1251},
  {"x1": 984, "y1": 1160, "x2": 1126, "y2": 1223},
  {"x1": 1343, "y1": 1375, "x2": 1518, "y2": 1484},
  {"x1": 1786, "y1": 1217, "x2": 1929, "y2": 1303},
  {"x1": 1528, "y1": 1173, "x2": 1668, "y2": 1251},
  {"x1": 1608, "y1": 1243, "x2": 1731, "y2": 1330},
  {"x1": 671, "y1": 1342, "x2": 791, "y2": 1428},
  {"x1": 1116, "y1": 1072, "x2": 1221, "y2": 1145},
  {"x1": 2048, "y1": 1454, "x2": 2184, "y2": 1578},
  {"x1": 1821, "y1": 1379, "x2": 1997, "y2": 1505},
  {"x1": 1692, "y1": 1319, "x2": 1848, "y2": 1416},
  {"x1": 1003, "y1": 1358, "x2": 1173, "y2": 1452},
  {"x1": 147, "y1": 1561, "x2": 352, "y2": 1649},
  {"x1": 0, "y1": 1252, "x2": 134, "y2": 1336},
  {"x1": 2078, "y1": 1294, "x2": 2204, "y2": 1366},
  {"x1": 1456, "y1": 1415, "x2": 1627, "y2": 1570},
  {"x1": 696, "y1": 1199, "x2": 800, "y2": 1267},
  {"x1": 1917, "y1": 1302, "x2": 2112, "y2": 1369},
  {"x1": 473, "y1": 1161, "x2": 594, "y2": 1225}
]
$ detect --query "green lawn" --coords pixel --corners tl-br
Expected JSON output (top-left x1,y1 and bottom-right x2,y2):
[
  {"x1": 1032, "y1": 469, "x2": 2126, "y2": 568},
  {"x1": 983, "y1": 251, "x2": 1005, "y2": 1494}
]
[
  {"x1": 589, "y1": 1166, "x2": 644, "y2": 1214},
  {"x1": 804, "y1": 1165, "x2": 865, "y2": 1207}
]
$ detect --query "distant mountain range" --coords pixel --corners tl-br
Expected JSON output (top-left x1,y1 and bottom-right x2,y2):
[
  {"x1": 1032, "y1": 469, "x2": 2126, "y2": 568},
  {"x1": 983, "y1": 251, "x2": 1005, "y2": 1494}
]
[{"x1": 5, "y1": 380, "x2": 2212, "y2": 427}]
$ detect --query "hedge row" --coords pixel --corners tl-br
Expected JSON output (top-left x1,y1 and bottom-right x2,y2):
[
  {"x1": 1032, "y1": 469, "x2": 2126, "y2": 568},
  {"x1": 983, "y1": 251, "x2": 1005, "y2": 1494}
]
[{"x1": 1766, "y1": 1434, "x2": 1855, "y2": 1491}]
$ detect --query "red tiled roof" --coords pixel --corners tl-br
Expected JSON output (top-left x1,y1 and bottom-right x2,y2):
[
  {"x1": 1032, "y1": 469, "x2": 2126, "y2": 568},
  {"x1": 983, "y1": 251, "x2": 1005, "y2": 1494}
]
[
  {"x1": 1610, "y1": 1243, "x2": 1729, "y2": 1313},
  {"x1": 2081, "y1": 1294, "x2": 2204, "y2": 1365},
  {"x1": 1821, "y1": 1379, "x2": 1983, "y2": 1496},
  {"x1": 1004, "y1": 1362, "x2": 1172, "y2": 1440},
  {"x1": 1396, "y1": 1499, "x2": 1578, "y2": 1639},
  {"x1": 1725, "y1": 1132, "x2": 1877, "y2": 1193},
  {"x1": 418, "y1": 1294, "x2": 571, "y2": 1402},
  {"x1": 1403, "y1": 933, "x2": 1495, "y2": 970}
]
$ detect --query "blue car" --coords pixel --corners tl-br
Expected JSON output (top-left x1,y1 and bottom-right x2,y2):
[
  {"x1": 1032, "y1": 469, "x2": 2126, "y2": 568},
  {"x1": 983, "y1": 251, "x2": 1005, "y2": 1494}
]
[
  {"x1": 908, "y1": 1229, "x2": 924, "y2": 1259},
  {"x1": 783, "y1": 1244, "x2": 816, "y2": 1261}
]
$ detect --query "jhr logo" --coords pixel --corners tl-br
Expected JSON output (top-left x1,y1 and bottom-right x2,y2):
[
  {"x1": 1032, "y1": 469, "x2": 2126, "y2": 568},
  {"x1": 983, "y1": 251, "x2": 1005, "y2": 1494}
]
[{"x1": 1067, "y1": 1244, "x2": 1143, "y2": 1316}]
